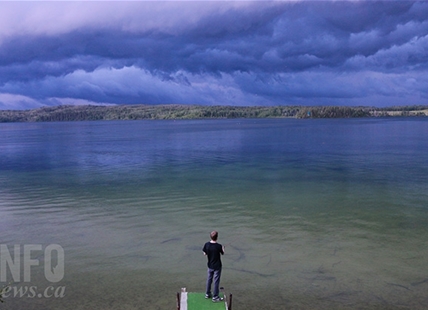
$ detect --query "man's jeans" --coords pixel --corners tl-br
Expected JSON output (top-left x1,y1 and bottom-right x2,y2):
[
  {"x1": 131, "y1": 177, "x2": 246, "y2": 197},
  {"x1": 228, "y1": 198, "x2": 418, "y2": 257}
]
[{"x1": 206, "y1": 267, "x2": 222, "y2": 297}]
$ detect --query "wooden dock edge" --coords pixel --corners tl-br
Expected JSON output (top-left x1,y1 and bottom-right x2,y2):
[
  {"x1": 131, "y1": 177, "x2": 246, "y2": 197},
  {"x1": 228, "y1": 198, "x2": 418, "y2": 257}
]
[{"x1": 228, "y1": 293, "x2": 232, "y2": 310}]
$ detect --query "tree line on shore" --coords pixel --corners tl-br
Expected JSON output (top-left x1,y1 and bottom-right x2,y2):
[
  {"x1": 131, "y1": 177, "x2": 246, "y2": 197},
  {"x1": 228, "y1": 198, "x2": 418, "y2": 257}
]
[{"x1": 0, "y1": 104, "x2": 427, "y2": 122}]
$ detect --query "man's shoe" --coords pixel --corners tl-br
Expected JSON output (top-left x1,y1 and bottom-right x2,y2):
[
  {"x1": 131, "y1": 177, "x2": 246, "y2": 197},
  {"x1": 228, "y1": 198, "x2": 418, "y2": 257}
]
[
  {"x1": 212, "y1": 296, "x2": 224, "y2": 302},
  {"x1": 205, "y1": 294, "x2": 212, "y2": 299}
]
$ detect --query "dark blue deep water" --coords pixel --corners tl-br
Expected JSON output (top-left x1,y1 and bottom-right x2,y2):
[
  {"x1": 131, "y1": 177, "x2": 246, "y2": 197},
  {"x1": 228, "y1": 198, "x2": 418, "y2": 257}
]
[{"x1": 1, "y1": 118, "x2": 427, "y2": 309}]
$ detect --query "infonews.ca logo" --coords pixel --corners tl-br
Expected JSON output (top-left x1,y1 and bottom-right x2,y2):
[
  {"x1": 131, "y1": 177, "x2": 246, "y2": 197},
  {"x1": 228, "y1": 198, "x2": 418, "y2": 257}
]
[{"x1": 0, "y1": 244, "x2": 65, "y2": 300}]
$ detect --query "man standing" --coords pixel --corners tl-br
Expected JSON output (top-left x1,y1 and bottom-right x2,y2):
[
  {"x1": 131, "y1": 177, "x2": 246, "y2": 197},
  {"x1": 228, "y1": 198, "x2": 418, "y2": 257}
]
[{"x1": 202, "y1": 230, "x2": 225, "y2": 302}]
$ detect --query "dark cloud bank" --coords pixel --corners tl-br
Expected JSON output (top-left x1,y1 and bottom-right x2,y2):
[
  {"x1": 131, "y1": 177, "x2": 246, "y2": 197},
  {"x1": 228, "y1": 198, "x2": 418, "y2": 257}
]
[{"x1": 0, "y1": 1, "x2": 427, "y2": 109}]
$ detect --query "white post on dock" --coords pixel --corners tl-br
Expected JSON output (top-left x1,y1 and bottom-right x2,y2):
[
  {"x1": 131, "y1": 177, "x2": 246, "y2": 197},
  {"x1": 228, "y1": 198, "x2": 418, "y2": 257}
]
[{"x1": 180, "y1": 288, "x2": 188, "y2": 310}]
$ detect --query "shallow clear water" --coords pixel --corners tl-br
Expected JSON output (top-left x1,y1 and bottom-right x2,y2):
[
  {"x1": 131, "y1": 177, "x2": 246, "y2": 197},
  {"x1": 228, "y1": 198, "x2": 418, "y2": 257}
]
[{"x1": 0, "y1": 118, "x2": 427, "y2": 309}]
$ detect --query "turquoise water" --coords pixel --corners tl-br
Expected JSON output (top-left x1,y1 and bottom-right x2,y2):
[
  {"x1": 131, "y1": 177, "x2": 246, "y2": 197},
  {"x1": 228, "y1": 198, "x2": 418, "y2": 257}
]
[{"x1": 0, "y1": 118, "x2": 427, "y2": 309}]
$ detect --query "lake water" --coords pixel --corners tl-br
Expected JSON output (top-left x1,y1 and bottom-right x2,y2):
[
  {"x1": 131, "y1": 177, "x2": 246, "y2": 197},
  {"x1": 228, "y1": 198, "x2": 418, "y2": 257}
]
[{"x1": 0, "y1": 118, "x2": 427, "y2": 309}]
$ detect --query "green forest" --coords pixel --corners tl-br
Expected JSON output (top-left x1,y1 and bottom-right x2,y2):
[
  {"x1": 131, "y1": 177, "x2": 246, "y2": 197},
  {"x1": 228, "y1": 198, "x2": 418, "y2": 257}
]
[{"x1": 0, "y1": 104, "x2": 427, "y2": 123}]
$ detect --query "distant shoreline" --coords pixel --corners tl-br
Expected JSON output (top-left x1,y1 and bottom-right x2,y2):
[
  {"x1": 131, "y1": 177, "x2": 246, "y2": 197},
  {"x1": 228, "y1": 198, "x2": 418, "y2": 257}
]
[{"x1": 1, "y1": 104, "x2": 427, "y2": 122}]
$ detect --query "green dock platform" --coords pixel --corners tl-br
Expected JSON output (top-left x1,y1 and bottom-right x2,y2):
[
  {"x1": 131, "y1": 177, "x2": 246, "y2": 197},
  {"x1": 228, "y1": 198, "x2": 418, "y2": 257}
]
[{"x1": 177, "y1": 288, "x2": 232, "y2": 310}]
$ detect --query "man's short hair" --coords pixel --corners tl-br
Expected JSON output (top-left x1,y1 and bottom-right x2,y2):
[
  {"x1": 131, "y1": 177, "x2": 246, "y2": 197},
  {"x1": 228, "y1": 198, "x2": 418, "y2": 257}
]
[{"x1": 210, "y1": 231, "x2": 218, "y2": 241}]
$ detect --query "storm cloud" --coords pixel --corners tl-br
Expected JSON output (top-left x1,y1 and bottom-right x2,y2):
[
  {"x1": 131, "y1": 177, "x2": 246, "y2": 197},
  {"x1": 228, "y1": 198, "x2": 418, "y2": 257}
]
[{"x1": 0, "y1": 1, "x2": 427, "y2": 109}]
